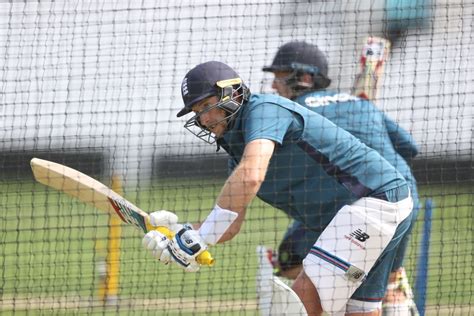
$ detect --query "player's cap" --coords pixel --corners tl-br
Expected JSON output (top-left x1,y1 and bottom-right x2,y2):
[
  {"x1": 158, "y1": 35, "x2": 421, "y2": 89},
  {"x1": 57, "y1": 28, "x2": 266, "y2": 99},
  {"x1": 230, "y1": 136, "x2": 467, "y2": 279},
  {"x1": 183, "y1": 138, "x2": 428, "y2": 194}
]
[
  {"x1": 177, "y1": 61, "x2": 240, "y2": 117},
  {"x1": 262, "y1": 41, "x2": 328, "y2": 77}
]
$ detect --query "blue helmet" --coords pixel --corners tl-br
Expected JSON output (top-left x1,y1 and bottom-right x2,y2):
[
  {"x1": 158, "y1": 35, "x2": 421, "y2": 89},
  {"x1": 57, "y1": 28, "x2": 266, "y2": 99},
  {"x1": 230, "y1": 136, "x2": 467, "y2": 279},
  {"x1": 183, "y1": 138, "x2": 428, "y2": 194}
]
[{"x1": 178, "y1": 61, "x2": 250, "y2": 143}]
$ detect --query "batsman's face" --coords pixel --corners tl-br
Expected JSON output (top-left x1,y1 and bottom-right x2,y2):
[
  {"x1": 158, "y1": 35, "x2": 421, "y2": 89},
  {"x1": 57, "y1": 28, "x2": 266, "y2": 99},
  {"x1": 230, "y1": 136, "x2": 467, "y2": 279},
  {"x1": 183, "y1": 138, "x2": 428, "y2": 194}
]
[
  {"x1": 271, "y1": 71, "x2": 294, "y2": 99},
  {"x1": 192, "y1": 96, "x2": 228, "y2": 137}
]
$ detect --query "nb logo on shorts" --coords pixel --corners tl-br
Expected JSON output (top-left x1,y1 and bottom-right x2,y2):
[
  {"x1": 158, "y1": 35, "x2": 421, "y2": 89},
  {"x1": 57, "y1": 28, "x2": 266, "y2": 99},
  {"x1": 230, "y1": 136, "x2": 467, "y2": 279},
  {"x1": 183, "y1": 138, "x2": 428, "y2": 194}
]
[
  {"x1": 345, "y1": 265, "x2": 366, "y2": 283},
  {"x1": 350, "y1": 229, "x2": 370, "y2": 242}
]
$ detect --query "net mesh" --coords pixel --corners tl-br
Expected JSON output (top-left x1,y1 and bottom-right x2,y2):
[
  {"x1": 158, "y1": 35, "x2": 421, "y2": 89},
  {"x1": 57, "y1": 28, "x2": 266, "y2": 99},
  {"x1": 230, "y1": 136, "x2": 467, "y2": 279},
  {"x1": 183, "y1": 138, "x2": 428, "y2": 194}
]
[{"x1": 1, "y1": 1, "x2": 472, "y2": 315}]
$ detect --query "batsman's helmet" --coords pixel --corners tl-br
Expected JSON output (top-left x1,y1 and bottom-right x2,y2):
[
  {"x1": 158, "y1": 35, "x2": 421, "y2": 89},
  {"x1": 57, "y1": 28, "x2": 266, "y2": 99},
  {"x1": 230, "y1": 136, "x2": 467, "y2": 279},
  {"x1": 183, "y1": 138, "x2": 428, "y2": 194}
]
[
  {"x1": 262, "y1": 41, "x2": 331, "y2": 91},
  {"x1": 177, "y1": 61, "x2": 250, "y2": 143}
]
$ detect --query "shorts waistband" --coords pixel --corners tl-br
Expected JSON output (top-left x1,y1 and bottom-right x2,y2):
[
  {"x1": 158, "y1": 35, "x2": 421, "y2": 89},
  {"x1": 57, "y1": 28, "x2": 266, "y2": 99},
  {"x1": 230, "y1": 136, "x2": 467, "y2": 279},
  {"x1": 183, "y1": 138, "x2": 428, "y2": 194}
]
[{"x1": 370, "y1": 184, "x2": 410, "y2": 203}]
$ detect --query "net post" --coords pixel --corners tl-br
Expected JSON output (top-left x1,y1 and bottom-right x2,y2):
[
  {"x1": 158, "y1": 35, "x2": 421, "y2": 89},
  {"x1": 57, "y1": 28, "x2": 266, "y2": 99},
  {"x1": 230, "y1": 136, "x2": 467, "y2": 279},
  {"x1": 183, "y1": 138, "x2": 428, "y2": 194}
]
[
  {"x1": 98, "y1": 174, "x2": 123, "y2": 306},
  {"x1": 415, "y1": 198, "x2": 433, "y2": 316}
]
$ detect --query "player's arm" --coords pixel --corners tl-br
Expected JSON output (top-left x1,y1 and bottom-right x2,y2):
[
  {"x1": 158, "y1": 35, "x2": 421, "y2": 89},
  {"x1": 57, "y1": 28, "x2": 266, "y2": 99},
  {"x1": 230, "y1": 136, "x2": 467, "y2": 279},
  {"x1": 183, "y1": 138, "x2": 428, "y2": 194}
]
[
  {"x1": 213, "y1": 138, "x2": 276, "y2": 242},
  {"x1": 383, "y1": 113, "x2": 419, "y2": 160},
  {"x1": 142, "y1": 139, "x2": 275, "y2": 271},
  {"x1": 227, "y1": 157, "x2": 238, "y2": 175},
  {"x1": 144, "y1": 140, "x2": 274, "y2": 268},
  {"x1": 200, "y1": 103, "x2": 292, "y2": 243}
]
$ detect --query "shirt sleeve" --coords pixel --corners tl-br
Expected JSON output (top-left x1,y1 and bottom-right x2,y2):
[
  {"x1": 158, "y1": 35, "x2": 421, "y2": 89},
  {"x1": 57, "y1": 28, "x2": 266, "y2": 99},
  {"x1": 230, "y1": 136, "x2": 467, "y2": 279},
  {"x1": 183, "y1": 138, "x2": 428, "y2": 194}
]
[
  {"x1": 241, "y1": 102, "x2": 295, "y2": 145},
  {"x1": 384, "y1": 113, "x2": 419, "y2": 160}
]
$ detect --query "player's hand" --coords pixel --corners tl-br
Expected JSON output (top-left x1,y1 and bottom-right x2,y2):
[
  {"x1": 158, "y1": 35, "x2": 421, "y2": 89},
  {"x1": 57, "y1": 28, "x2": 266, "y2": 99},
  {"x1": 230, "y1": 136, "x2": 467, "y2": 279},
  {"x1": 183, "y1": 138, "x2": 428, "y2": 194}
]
[
  {"x1": 168, "y1": 226, "x2": 208, "y2": 272},
  {"x1": 149, "y1": 210, "x2": 180, "y2": 231},
  {"x1": 142, "y1": 230, "x2": 172, "y2": 264}
]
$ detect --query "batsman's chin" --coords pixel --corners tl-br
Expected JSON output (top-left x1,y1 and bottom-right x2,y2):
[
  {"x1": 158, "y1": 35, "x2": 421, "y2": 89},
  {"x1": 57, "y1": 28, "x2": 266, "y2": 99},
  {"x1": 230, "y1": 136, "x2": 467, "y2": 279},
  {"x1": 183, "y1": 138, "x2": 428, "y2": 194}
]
[{"x1": 209, "y1": 125, "x2": 226, "y2": 138}]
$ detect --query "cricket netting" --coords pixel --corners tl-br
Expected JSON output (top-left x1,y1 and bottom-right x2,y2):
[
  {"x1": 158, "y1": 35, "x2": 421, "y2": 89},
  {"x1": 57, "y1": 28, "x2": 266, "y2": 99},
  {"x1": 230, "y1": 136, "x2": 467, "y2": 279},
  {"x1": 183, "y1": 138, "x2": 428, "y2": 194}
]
[{"x1": 1, "y1": 1, "x2": 472, "y2": 315}]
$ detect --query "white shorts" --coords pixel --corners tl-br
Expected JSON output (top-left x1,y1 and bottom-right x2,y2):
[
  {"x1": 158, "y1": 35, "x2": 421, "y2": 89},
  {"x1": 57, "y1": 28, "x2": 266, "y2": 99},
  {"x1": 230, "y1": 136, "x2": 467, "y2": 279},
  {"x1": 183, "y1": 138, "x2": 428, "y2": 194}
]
[{"x1": 303, "y1": 195, "x2": 413, "y2": 314}]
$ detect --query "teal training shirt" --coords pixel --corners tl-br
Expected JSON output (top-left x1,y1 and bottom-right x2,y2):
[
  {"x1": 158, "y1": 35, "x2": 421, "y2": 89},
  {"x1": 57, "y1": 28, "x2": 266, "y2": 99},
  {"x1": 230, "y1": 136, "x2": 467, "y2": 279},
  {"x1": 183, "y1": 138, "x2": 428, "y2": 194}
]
[
  {"x1": 218, "y1": 94, "x2": 407, "y2": 231},
  {"x1": 295, "y1": 90, "x2": 419, "y2": 205}
]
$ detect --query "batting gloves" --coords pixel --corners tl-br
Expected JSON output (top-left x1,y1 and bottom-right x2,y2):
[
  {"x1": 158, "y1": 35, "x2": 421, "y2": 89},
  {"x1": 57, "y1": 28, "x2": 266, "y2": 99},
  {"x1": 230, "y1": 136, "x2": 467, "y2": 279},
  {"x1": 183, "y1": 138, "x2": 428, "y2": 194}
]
[
  {"x1": 167, "y1": 226, "x2": 208, "y2": 272},
  {"x1": 142, "y1": 230, "x2": 172, "y2": 264},
  {"x1": 149, "y1": 210, "x2": 180, "y2": 231},
  {"x1": 143, "y1": 212, "x2": 208, "y2": 272}
]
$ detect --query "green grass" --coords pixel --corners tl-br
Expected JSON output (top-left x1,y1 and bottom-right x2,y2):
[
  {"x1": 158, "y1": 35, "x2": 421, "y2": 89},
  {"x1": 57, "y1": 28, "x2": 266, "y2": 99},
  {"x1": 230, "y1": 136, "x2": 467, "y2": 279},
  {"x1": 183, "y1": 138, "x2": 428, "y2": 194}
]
[
  {"x1": 1, "y1": 179, "x2": 472, "y2": 314},
  {"x1": 406, "y1": 184, "x2": 473, "y2": 307}
]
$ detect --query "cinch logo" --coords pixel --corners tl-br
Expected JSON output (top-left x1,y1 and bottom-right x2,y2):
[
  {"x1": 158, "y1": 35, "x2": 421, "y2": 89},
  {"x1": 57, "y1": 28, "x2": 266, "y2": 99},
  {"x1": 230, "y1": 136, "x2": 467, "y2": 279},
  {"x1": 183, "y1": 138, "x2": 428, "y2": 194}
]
[
  {"x1": 350, "y1": 229, "x2": 370, "y2": 242},
  {"x1": 182, "y1": 78, "x2": 189, "y2": 95},
  {"x1": 304, "y1": 93, "x2": 359, "y2": 107}
]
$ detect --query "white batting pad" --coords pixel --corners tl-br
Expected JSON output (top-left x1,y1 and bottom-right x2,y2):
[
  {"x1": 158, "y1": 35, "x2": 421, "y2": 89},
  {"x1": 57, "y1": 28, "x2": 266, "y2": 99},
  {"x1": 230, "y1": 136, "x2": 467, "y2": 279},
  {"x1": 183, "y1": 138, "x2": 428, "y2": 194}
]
[
  {"x1": 256, "y1": 246, "x2": 308, "y2": 316},
  {"x1": 303, "y1": 197, "x2": 412, "y2": 314}
]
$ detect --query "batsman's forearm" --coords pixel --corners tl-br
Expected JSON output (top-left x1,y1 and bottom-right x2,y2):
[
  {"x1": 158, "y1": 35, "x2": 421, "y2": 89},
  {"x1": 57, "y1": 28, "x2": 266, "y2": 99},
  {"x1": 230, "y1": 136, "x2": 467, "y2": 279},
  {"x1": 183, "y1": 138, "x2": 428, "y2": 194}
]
[
  {"x1": 213, "y1": 139, "x2": 274, "y2": 243},
  {"x1": 190, "y1": 166, "x2": 259, "y2": 243},
  {"x1": 218, "y1": 166, "x2": 261, "y2": 211},
  {"x1": 215, "y1": 164, "x2": 263, "y2": 242},
  {"x1": 218, "y1": 139, "x2": 273, "y2": 212}
]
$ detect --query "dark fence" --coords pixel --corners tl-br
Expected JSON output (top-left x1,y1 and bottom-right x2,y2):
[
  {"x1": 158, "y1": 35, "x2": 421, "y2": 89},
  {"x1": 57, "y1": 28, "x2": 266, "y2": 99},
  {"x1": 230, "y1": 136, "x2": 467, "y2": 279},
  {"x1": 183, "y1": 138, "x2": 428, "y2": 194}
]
[
  {"x1": 0, "y1": 151, "x2": 106, "y2": 180},
  {"x1": 154, "y1": 155, "x2": 473, "y2": 185},
  {"x1": 410, "y1": 158, "x2": 473, "y2": 185},
  {"x1": 1, "y1": 151, "x2": 472, "y2": 186}
]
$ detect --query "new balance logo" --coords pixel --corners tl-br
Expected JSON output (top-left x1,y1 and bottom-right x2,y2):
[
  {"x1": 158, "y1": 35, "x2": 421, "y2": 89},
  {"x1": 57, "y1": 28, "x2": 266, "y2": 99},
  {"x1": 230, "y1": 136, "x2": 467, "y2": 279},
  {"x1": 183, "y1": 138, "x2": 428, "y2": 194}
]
[
  {"x1": 350, "y1": 229, "x2": 370, "y2": 242},
  {"x1": 345, "y1": 265, "x2": 366, "y2": 283}
]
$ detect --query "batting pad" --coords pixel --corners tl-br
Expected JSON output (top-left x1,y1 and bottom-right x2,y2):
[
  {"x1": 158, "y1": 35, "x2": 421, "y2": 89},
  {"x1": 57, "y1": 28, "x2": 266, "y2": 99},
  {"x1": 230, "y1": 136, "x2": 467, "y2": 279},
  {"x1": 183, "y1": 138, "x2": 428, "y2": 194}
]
[
  {"x1": 256, "y1": 246, "x2": 308, "y2": 316},
  {"x1": 303, "y1": 196, "x2": 412, "y2": 314}
]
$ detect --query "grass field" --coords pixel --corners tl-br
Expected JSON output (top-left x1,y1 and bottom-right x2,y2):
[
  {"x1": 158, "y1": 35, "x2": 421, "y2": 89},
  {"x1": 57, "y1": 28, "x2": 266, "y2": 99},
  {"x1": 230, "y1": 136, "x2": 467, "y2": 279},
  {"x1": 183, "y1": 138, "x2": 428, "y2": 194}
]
[{"x1": 1, "y1": 178, "x2": 472, "y2": 315}]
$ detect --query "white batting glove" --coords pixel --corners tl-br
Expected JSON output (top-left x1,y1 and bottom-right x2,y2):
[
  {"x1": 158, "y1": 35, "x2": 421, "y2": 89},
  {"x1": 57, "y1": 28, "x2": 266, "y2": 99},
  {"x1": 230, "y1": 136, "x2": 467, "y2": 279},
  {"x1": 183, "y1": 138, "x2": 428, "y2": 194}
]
[
  {"x1": 149, "y1": 210, "x2": 180, "y2": 231},
  {"x1": 168, "y1": 226, "x2": 208, "y2": 273},
  {"x1": 142, "y1": 230, "x2": 172, "y2": 264}
]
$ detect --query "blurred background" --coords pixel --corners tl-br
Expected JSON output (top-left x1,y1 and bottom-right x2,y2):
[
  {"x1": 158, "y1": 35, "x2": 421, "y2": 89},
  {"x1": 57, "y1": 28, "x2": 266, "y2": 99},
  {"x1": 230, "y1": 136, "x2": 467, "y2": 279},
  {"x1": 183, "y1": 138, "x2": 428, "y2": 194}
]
[{"x1": 1, "y1": 0, "x2": 472, "y2": 315}]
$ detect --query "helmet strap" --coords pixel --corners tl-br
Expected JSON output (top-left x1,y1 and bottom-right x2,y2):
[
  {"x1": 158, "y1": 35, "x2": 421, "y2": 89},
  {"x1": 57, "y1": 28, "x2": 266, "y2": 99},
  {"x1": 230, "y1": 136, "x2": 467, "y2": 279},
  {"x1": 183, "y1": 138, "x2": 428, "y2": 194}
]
[{"x1": 285, "y1": 71, "x2": 331, "y2": 98}]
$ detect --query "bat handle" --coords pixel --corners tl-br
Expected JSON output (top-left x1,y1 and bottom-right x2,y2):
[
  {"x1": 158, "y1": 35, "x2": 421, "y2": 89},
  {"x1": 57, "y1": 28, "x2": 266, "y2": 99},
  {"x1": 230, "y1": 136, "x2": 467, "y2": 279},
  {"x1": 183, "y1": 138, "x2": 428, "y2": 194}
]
[{"x1": 154, "y1": 226, "x2": 215, "y2": 267}]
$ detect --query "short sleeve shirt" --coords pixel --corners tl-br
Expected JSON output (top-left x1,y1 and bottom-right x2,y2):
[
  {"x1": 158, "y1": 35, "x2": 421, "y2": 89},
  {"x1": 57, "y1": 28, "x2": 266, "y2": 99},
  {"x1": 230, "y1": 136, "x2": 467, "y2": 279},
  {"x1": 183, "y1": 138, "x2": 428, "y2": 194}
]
[{"x1": 219, "y1": 94, "x2": 406, "y2": 230}]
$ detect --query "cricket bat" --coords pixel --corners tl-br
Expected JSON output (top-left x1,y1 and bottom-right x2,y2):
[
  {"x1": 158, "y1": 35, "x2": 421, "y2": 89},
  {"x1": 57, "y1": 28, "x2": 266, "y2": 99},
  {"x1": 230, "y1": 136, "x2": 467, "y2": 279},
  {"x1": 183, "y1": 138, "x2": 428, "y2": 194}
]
[
  {"x1": 351, "y1": 36, "x2": 391, "y2": 100},
  {"x1": 30, "y1": 158, "x2": 214, "y2": 266}
]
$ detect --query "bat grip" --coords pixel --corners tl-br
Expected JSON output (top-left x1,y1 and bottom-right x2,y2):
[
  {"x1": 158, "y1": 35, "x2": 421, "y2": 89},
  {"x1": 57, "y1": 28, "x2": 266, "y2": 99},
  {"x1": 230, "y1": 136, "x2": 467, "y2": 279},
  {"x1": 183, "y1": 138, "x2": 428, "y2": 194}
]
[{"x1": 154, "y1": 226, "x2": 215, "y2": 266}]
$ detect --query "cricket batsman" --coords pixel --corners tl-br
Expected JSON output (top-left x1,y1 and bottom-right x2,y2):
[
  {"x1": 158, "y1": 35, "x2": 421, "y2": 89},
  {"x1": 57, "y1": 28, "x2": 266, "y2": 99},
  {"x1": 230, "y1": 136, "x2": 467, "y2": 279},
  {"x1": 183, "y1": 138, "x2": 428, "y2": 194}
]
[
  {"x1": 142, "y1": 61, "x2": 414, "y2": 316},
  {"x1": 261, "y1": 41, "x2": 420, "y2": 316}
]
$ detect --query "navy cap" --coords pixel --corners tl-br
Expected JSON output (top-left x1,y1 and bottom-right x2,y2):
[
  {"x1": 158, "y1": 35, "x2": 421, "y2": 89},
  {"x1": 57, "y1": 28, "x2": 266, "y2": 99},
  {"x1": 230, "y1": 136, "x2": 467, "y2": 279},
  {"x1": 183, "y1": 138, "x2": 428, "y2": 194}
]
[
  {"x1": 262, "y1": 41, "x2": 328, "y2": 77},
  {"x1": 177, "y1": 61, "x2": 240, "y2": 117}
]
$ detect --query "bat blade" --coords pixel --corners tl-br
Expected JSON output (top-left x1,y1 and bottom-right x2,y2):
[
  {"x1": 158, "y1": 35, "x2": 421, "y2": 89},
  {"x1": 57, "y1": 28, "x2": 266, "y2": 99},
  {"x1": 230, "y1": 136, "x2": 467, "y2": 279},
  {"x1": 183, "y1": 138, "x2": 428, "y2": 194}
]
[
  {"x1": 31, "y1": 158, "x2": 150, "y2": 233},
  {"x1": 30, "y1": 158, "x2": 214, "y2": 265},
  {"x1": 351, "y1": 36, "x2": 391, "y2": 100}
]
